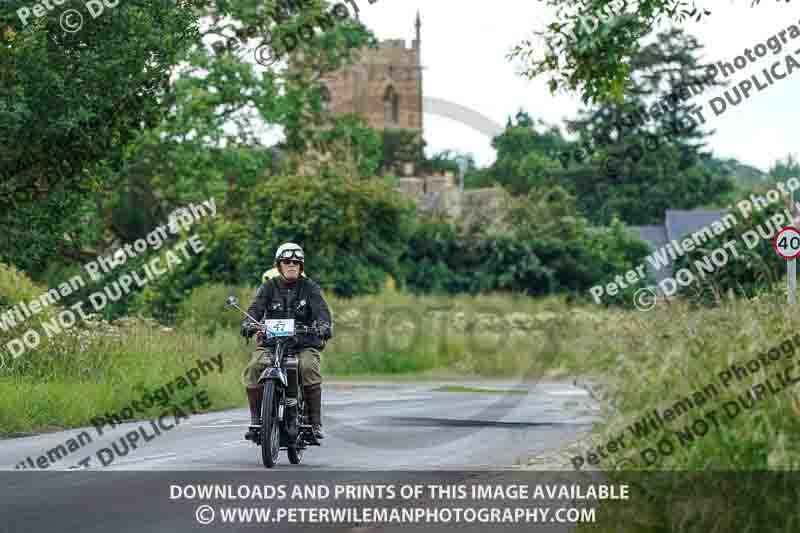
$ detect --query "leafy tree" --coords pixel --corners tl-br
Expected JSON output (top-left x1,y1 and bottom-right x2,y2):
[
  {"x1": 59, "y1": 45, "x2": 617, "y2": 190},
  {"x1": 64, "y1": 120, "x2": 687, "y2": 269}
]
[
  {"x1": 305, "y1": 114, "x2": 382, "y2": 179},
  {"x1": 484, "y1": 111, "x2": 569, "y2": 195},
  {"x1": 765, "y1": 153, "x2": 800, "y2": 204},
  {"x1": 559, "y1": 27, "x2": 735, "y2": 224},
  {"x1": 503, "y1": 185, "x2": 586, "y2": 240},
  {"x1": 5, "y1": 0, "x2": 375, "y2": 280},
  {"x1": 417, "y1": 150, "x2": 462, "y2": 174},
  {"x1": 1, "y1": 0, "x2": 201, "y2": 273},
  {"x1": 508, "y1": 0, "x2": 784, "y2": 104},
  {"x1": 378, "y1": 128, "x2": 425, "y2": 175},
  {"x1": 112, "y1": 0, "x2": 373, "y2": 214},
  {"x1": 769, "y1": 154, "x2": 800, "y2": 182},
  {"x1": 463, "y1": 167, "x2": 496, "y2": 189}
]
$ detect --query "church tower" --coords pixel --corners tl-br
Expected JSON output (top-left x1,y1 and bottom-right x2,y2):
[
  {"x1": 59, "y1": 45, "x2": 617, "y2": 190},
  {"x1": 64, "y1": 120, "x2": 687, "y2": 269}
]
[{"x1": 320, "y1": 12, "x2": 423, "y2": 133}]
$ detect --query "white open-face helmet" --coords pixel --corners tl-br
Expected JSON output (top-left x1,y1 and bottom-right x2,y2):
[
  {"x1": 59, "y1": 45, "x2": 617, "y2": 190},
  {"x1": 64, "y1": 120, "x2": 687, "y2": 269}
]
[{"x1": 274, "y1": 242, "x2": 305, "y2": 271}]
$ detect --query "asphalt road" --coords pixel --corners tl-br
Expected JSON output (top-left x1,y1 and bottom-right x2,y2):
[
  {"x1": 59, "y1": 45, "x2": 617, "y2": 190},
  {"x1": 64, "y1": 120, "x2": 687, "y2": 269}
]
[{"x1": 0, "y1": 380, "x2": 601, "y2": 533}]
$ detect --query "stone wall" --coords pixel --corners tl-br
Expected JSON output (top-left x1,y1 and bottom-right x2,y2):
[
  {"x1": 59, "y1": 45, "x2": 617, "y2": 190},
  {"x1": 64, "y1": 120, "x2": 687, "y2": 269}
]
[
  {"x1": 396, "y1": 177, "x2": 424, "y2": 203},
  {"x1": 425, "y1": 176, "x2": 453, "y2": 195},
  {"x1": 462, "y1": 187, "x2": 508, "y2": 228},
  {"x1": 394, "y1": 173, "x2": 507, "y2": 226}
]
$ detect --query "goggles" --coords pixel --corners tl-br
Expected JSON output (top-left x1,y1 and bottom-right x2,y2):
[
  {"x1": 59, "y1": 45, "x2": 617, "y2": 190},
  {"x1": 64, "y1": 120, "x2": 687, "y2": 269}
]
[{"x1": 278, "y1": 248, "x2": 304, "y2": 262}]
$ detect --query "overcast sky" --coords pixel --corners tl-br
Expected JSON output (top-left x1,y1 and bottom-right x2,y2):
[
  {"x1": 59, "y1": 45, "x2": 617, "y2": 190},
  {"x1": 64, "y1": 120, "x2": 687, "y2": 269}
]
[{"x1": 349, "y1": 0, "x2": 799, "y2": 172}]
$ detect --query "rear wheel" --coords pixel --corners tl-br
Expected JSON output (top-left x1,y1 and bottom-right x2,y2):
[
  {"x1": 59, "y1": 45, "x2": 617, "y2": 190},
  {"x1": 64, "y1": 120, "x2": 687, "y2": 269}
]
[
  {"x1": 261, "y1": 382, "x2": 280, "y2": 468},
  {"x1": 287, "y1": 442, "x2": 304, "y2": 464},
  {"x1": 288, "y1": 393, "x2": 304, "y2": 464}
]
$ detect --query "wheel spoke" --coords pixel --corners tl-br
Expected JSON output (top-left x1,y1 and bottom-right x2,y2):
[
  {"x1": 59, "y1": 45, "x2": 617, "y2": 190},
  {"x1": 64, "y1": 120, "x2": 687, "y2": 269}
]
[{"x1": 261, "y1": 382, "x2": 279, "y2": 468}]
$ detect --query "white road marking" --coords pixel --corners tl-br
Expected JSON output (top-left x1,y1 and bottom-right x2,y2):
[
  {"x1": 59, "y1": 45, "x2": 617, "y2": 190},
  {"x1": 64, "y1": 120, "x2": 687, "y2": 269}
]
[
  {"x1": 545, "y1": 390, "x2": 589, "y2": 396},
  {"x1": 191, "y1": 425, "x2": 250, "y2": 429},
  {"x1": 114, "y1": 453, "x2": 177, "y2": 464},
  {"x1": 218, "y1": 441, "x2": 248, "y2": 448}
]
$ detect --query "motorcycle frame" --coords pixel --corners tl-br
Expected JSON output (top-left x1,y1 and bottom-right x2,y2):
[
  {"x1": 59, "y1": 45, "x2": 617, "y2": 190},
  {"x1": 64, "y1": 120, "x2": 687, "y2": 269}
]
[
  {"x1": 226, "y1": 296, "x2": 312, "y2": 448},
  {"x1": 256, "y1": 337, "x2": 303, "y2": 426}
]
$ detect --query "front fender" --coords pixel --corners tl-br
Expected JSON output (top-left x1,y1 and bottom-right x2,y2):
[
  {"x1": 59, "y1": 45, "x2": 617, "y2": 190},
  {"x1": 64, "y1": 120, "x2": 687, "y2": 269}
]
[{"x1": 259, "y1": 367, "x2": 287, "y2": 388}]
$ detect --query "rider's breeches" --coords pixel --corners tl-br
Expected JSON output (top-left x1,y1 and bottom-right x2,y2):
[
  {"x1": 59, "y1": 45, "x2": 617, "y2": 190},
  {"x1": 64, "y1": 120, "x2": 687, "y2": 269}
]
[{"x1": 242, "y1": 347, "x2": 322, "y2": 387}]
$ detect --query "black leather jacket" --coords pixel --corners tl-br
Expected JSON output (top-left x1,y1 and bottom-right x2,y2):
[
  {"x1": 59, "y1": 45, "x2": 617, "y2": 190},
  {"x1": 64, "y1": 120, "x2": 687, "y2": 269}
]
[{"x1": 244, "y1": 276, "x2": 332, "y2": 350}]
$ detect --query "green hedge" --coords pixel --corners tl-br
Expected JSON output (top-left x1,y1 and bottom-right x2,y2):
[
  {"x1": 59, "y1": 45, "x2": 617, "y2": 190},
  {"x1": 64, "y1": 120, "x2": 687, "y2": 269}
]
[
  {"x1": 398, "y1": 217, "x2": 651, "y2": 299},
  {"x1": 17, "y1": 178, "x2": 655, "y2": 324}
]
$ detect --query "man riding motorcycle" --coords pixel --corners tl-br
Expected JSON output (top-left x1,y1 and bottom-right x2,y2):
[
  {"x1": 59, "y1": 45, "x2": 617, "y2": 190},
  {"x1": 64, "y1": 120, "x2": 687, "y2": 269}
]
[{"x1": 241, "y1": 243, "x2": 332, "y2": 441}]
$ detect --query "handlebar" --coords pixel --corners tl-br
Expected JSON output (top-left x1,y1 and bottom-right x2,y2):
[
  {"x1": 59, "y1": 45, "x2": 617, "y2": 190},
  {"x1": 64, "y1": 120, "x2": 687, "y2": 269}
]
[{"x1": 228, "y1": 296, "x2": 330, "y2": 343}]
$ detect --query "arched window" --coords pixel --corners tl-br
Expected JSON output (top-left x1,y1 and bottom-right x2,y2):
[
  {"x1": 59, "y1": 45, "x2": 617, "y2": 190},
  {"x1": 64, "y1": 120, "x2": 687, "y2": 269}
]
[
  {"x1": 320, "y1": 85, "x2": 331, "y2": 113},
  {"x1": 383, "y1": 86, "x2": 399, "y2": 125}
]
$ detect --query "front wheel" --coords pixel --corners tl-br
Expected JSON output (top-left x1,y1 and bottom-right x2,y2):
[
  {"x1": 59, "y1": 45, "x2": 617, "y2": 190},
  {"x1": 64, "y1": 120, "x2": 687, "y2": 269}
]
[{"x1": 261, "y1": 382, "x2": 280, "y2": 468}]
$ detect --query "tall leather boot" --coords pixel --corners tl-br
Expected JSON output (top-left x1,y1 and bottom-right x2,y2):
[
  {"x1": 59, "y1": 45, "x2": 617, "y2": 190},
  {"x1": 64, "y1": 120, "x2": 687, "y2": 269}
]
[
  {"x1": 304, "y1": 384, "x2": 324, "y2": 439},
  {"x1": 245, "y1": 385, "x2": 263, "y2": 441}
]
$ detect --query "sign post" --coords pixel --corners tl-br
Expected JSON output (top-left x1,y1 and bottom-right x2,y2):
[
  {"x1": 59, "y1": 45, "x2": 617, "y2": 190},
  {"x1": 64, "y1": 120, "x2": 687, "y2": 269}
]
[{"x1": 774, "y1": 226, "x2": 800, "y2": 304}]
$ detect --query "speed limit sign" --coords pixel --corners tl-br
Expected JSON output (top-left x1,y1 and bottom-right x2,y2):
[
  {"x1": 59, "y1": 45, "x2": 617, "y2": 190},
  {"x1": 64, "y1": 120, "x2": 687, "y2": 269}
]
[{"x1": 775, "y1": 226, "x2": 800, "y2": 260}]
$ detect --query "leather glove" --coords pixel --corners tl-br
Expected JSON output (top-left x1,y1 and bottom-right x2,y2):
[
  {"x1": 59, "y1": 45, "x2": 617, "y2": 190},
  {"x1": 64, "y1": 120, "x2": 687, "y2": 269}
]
[{"x1": 314, "y1": 321, "x2": 332, "y2": 340}]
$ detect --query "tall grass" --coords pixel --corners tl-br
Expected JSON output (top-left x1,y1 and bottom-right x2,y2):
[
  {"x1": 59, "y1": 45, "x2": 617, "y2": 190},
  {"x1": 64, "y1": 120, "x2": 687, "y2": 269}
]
[
  {"x1": 181, "y1": 284, "x2": 596, "y2": 378},
  {"x1": 573, "y1": 291, "x2": 800, "y2": 472},
  {"x1": 0, "y1": 323, "x2": 248, "y2": 436},
  {"x1": 526, "y1": 288, "x2": 800, "y2": 532}
]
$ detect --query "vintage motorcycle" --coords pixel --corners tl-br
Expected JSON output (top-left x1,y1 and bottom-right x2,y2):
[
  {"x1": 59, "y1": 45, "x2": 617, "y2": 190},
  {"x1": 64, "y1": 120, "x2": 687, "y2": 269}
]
[{"x1": 225, "y1": 296, "x2": 322, "y2": 468}]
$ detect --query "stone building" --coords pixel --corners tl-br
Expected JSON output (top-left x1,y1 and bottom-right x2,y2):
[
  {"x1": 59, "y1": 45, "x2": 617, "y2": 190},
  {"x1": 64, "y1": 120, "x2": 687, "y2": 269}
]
[
  {"x1": 396, "y1": 171, "x2": 508, "y2": 228},
  {"x1": 317, "y1": 12, "x2": 506, "y2": 226},
  {"x1": 319, "y1": 12, "x2": 423, "y2": 133}
]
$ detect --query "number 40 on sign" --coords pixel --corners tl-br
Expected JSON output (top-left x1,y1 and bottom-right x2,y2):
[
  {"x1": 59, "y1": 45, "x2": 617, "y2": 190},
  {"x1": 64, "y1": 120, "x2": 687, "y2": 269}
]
[{"x1": 775, "y1": 226, "x2": 800, "y2": 260}]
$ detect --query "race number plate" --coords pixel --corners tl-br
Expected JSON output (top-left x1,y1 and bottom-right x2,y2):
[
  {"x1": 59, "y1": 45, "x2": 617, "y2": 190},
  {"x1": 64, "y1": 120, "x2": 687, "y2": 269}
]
[{"x1": 264, "y1": 319, "x2": 295, "y2": 337}]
